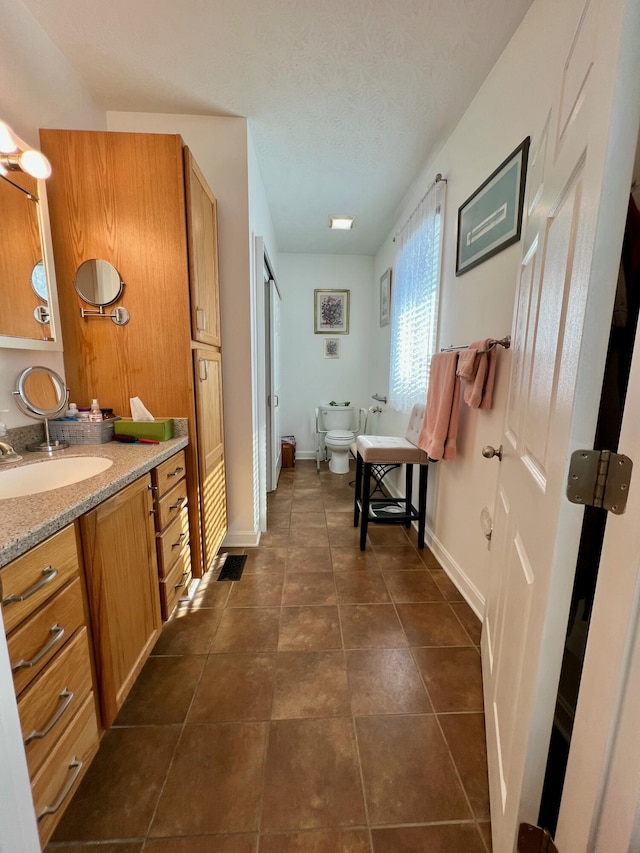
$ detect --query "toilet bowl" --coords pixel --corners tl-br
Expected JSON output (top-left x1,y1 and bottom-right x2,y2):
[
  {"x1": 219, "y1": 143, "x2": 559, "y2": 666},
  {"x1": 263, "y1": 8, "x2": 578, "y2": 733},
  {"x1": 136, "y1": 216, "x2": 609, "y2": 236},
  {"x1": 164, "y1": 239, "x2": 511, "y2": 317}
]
[
  {"x1": 319, "y1": 406, "x2": 359, "y2": 474},
  {"x1": 325, "y1": 429, "x2": 355, "y2": 474}
]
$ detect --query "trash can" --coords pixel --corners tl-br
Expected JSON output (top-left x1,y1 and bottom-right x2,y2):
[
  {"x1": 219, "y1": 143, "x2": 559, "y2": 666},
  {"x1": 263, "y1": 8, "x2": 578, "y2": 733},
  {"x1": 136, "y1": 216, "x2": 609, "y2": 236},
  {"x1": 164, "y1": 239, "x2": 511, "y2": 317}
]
[{"x1": 281, "y1": 435, "x2": 296, "y2": 468}]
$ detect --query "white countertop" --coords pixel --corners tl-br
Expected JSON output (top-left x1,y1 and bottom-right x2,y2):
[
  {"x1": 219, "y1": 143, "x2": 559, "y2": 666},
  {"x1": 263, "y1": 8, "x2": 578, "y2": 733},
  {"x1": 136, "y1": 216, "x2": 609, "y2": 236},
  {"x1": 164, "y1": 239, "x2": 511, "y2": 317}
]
[{"x1": 0, "y1": 437, "x2": 189, "y2": 568}]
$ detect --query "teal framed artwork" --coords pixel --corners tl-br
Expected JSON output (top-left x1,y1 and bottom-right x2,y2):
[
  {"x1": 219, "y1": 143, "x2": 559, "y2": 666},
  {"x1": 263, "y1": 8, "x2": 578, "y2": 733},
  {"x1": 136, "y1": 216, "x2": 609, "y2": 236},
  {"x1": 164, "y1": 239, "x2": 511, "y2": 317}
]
[{"x1": 456, "y1": 137, "x2": 530, "y2": 276}]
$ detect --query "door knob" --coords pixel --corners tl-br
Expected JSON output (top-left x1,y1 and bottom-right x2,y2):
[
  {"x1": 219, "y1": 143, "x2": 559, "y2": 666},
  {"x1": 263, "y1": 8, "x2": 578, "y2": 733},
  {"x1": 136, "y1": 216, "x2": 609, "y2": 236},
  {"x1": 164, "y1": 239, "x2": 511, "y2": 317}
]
[{"x1": 482, "y1": 444, "x2": 503, "y2": 461}]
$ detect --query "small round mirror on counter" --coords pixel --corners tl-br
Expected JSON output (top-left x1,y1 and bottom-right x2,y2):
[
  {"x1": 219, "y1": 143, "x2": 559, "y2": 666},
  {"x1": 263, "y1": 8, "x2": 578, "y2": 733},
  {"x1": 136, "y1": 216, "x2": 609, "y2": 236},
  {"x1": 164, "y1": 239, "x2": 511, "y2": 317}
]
[
  {"x1": 31, "y1": 259, "x2": 48, "y2": 302},
  {"x1": 74, "y1": 259, "x2": 124, "y2": 307},
  {"x1": 13, "y1": 366, "x2": 70, "y2": 451}
]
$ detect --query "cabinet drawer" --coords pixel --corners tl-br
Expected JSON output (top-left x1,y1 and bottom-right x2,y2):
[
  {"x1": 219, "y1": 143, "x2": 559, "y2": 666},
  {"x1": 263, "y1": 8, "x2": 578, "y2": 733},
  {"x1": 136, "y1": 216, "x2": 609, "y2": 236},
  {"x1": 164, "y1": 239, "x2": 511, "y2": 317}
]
[
  {"x1": 159, "y1": 545, "x2": 192, "y2": 620},
  {"x1": 157, "y1": 509, "x2": 190, "y2": 578},
  {"x1": 18, "y1": 627, "x2": 94, "y2": 779},
  {"x1": 0, "y1": 525, "x2": 80, "y2": 634},
  {"x1": 32, "y1": 691, "x2": 100, "y2": 848},
  {"x1": 153, "y1": 450, "x2": 186, "y2": 498},
  {"x1": 8, "y1": 578, "x2": 85, "y2": 696},
  {"x1": 156, "y1": 479, "x2": 188, "y2": 531}
]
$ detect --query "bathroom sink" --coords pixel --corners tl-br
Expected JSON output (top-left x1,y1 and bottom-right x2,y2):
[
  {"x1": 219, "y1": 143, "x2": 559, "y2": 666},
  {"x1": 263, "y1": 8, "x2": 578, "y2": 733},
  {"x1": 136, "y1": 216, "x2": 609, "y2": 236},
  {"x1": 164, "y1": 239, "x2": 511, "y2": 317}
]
[{"x1": 0, "y1": 456, "x2": 113, "y2": 499}]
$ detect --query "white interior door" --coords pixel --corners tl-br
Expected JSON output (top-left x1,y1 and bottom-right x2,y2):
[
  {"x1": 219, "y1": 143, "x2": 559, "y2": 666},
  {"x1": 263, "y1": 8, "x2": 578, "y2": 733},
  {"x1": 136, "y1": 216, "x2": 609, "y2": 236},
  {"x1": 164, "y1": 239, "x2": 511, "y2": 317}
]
[
  {"x1": 268, "y1": 277, "x2": 282, "y2": 490},
  {"x1": 482, "y1": 0, "x2": 638, "y2": 849}
]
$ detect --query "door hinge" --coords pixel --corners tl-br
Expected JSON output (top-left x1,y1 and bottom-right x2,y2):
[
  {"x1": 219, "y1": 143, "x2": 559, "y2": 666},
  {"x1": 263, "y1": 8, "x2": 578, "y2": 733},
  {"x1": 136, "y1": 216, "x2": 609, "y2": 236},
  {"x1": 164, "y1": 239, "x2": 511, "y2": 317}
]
[
  {"x1": 566, "y1": 449, "x2": 632, "y2": 514},
  {"x1": 517, "y1": 823, "x2": 559, "y2": 852}
]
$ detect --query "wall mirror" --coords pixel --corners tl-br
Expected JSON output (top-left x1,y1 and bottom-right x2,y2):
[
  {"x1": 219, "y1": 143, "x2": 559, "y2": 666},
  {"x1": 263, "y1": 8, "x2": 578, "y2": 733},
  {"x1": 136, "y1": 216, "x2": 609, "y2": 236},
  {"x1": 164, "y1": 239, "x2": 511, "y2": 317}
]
[
  {"x1": 13, "y1": 366, "x2": 69, "y2": 451},
  {"x1": 75, "y1": 259, "x2": 124, "y2": 306},
  {"x1": 74, "y1": 259, "x2": 130, "y2": 325},
  {"x1": 0, "y1": 130, "x2": 61, "y2": 351}
]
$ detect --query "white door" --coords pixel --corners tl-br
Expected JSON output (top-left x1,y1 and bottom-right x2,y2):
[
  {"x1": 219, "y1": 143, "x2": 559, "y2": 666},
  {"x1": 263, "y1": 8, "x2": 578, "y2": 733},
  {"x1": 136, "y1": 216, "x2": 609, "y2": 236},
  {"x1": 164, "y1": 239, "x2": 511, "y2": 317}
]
[
  {"x1": 482, "y1": 0, "x2": 640, "y2": 849},
  {"x1": 268, "y1": 277, "x2": 282, "y2": 490}
]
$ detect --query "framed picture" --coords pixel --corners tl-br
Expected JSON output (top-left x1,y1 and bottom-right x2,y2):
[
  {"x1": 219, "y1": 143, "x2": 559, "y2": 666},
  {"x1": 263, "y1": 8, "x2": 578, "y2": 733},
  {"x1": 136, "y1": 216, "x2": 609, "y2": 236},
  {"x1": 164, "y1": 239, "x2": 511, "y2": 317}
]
[
  {"x1": 379, "y1": 268, "x2": 391, "y2": 327},
  {"x1": 323, "y1": 338, "x2": 340, "y2": 359},
  {"x1": 314, "y1": 289, "x2": 350, "y2": 334},
  {"x1": 456, "y1": 136, "x2": 530, "y2": 276}
]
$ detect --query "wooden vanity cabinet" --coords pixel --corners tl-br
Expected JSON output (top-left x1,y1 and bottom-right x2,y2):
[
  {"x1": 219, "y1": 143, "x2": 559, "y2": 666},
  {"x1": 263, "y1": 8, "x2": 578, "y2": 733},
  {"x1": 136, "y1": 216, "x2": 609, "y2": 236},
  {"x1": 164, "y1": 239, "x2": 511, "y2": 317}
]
[
  {"x1": 80, "y1": 474, "x2": 161, "y2": 728},
  {"x1": 0, "y1": 524, "x2": 100, "y2": 848},
  {"x1": 152, "y1": 450, "x2": 193, "y2": 619},
  {"x1": 40, "y1": 129, "x2": 227, "y2": 578}
]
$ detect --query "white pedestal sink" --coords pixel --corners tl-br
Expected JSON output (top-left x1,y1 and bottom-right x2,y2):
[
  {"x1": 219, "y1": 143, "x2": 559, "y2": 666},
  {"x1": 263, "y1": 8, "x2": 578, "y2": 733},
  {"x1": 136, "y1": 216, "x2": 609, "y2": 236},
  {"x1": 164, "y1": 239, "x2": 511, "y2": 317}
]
[{"x1": 0, "y1": 457, "x2": 113, "y2": 499}]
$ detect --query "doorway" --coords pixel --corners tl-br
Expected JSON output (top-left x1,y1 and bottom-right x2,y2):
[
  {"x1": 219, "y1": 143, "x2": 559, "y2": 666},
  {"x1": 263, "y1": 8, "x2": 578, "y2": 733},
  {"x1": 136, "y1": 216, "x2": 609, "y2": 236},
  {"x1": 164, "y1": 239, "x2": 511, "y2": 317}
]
[{"x1": 263, "y1": 249, "x2": 282, "y2": 493}]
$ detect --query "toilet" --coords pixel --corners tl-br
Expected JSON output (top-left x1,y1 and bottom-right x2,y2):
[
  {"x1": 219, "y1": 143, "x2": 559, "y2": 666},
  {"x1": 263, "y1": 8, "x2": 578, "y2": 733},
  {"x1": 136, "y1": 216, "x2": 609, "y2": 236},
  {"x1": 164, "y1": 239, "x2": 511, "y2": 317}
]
[{"x1": 318, "y1": 405, "x2": 363, "y2": 474}]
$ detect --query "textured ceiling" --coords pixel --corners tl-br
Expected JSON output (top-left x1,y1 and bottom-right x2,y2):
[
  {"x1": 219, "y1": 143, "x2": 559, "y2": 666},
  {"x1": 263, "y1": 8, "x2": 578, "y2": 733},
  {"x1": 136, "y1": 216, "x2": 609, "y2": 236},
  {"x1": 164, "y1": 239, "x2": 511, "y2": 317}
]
[{"x1": 23, "y1": 0, "x2": 533, "y2": 254}]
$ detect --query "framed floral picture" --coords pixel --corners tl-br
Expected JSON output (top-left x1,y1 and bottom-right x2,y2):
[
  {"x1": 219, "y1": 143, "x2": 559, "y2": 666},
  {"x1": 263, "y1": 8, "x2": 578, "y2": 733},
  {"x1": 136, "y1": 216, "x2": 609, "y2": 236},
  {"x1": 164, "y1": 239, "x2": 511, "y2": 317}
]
[
  {"x1": 323, "y1": 338, "x2": 340, "y2": 358},
  {"x1": 379, "y1": 268, "x2": 391, "y2": 327},
  {"x1": 314, "y1": 289, "x2": 350, "y2": 334}
]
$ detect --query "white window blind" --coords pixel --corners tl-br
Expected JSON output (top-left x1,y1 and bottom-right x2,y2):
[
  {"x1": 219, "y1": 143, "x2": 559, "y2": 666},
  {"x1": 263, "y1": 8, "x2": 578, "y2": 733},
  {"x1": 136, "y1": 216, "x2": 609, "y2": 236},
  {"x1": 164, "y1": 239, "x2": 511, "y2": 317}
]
[{"x1": 388, "y1": 179, "x2": 445, "y2": 413}]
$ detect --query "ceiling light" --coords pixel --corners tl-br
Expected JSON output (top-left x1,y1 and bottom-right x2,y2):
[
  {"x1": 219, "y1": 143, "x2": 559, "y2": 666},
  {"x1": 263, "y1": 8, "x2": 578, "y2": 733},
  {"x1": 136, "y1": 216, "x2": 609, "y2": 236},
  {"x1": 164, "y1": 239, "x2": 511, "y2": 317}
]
[{"x1": 330, "y1": 216, "x2": 354, "y2": 230}]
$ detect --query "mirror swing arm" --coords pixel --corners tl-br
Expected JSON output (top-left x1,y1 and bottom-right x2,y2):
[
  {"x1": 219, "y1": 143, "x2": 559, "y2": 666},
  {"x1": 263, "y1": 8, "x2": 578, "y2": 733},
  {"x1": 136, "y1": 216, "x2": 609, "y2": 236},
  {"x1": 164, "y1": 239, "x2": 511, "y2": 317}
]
[{"x1": 80, "y1": 304, "x2": 130, "y2": 326}]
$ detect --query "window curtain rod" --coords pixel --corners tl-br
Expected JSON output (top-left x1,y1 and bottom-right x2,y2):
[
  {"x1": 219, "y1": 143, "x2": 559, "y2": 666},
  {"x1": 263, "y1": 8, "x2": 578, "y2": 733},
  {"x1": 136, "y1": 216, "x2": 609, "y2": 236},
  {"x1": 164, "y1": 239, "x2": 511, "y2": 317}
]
[{"x1": 392, "y1": 173, "x2": 447, "y2": 243}]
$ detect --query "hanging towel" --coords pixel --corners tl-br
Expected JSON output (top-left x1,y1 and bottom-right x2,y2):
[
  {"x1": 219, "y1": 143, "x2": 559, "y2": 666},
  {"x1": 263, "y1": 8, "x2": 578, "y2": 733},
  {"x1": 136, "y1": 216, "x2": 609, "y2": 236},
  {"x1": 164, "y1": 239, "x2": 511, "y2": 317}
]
[
  {"x1": 417, "y1": 351, "x2": 460, "y2": 461},
  {"x1": 456, "y1": 347, "x2": 479, "y2": 381},
  {"x1": 461, "y1": 338, "x2": 498, "y2": 410}
]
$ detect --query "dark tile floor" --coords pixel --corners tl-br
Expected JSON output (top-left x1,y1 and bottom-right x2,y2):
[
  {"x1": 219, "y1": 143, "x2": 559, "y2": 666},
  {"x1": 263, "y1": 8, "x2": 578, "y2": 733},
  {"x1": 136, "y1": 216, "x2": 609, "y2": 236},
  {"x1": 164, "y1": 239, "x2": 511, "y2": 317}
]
[{"x1": 47, "y1": 460, "x2": 491, "y2": 852}]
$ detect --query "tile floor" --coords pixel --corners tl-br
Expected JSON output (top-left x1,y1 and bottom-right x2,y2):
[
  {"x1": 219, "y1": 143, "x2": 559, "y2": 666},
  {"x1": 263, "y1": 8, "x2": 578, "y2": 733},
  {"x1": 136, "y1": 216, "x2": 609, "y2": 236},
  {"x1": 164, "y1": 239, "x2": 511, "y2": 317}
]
[{"x1": 47, "y1": 460, "x2": 491, "y2": 853}]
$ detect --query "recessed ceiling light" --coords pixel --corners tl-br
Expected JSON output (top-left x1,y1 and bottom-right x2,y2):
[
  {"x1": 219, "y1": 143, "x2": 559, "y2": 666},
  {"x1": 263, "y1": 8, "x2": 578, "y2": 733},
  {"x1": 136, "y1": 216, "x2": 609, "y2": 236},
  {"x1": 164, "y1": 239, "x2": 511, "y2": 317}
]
[{"x1": 330, "y1": 216, "x2": 354, "y2": 230}]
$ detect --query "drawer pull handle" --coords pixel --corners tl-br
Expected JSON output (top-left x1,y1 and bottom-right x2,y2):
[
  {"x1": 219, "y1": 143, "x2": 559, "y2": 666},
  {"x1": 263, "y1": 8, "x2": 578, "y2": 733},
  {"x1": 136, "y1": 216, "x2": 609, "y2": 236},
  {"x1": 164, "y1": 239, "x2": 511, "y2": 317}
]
[
  {"x1": 12, "y1": 624, "x2": 65, "y2": 672},
  {"x1": 24, "y1": 689, "x2": 74, "y2": 745},
  {"x1": 169, "y1": 496, "x2": 186, "y2": 510},
  {"x1": 172, "y1": 532, "x2": 187, "y2": 549},
  {"x1": 2, "y1": 566, "x2": 57, "y2": 606},
  {"x1": 37, "y1": 757, "x2": 83, "y2": 820},
  {"x1": 196, "y1": 306, "x2": 207, "y2": 331},
  {"x1": 174, "y1": 570, "x2": 190, "y2": 590},
  {"x1": 167, "y1": 467, "x2": 184, "y2": 478}
]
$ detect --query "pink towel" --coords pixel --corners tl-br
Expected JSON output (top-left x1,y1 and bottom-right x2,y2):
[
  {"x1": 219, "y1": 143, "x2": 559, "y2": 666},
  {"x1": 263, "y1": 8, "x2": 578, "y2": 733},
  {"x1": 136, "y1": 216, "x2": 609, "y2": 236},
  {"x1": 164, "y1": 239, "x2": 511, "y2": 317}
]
[
  {"x1": 456, "y1": 348, "x2": 479, "y2": 381},
  {"x1": 461, "y1": 338, "x2": 497, "y2": 410},
  {"x1": 417, "y1": 351, "x2": 460, "y2": 461}
]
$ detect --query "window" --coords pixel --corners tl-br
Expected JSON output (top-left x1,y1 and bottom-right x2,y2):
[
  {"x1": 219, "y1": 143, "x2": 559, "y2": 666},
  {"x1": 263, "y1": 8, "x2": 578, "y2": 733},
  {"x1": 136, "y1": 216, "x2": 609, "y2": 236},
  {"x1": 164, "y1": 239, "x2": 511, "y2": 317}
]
[{"x1": 388, "y1": 180, "x2": 445, "y2": 413}]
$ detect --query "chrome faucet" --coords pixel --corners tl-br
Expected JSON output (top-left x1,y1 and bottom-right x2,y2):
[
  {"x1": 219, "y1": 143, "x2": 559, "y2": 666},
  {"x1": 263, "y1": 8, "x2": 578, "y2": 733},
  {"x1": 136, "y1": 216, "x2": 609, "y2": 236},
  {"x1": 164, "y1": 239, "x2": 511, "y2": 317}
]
[{"x1": 0, "y1": 441, "x2": 21, "y2": 463}]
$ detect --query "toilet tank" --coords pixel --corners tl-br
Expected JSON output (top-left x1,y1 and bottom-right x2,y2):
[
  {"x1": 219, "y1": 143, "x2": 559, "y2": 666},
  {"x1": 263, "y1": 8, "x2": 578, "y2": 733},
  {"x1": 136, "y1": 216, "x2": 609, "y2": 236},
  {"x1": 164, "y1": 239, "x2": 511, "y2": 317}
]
[{"x1": 320, "y1": 405, "x2": 354, "y2": 431}]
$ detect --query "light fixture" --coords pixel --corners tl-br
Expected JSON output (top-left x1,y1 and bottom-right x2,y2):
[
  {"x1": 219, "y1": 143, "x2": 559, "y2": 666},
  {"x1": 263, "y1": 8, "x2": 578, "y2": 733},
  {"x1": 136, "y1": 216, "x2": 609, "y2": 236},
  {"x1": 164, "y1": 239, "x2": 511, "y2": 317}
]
[
  {"x1": 0, "y1": 120, "x2": 52, "y2": 179},
  {"x1": 330, "y1": 216, "x2": 354, "y2": 230}
]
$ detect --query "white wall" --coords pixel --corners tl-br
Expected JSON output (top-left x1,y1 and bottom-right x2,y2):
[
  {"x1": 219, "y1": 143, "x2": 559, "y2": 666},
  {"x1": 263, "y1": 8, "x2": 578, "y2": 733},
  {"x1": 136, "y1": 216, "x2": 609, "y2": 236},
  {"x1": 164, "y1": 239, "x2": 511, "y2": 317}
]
[
  {"x1": 277, "y1": 253, "x2": 374, "y2": 456},
  {"x1": 107, "y1": 112, "x2": 260, "y2": 545},
  {"x1": 370, "y1": 0, "x2": 563, "y2": 614}
]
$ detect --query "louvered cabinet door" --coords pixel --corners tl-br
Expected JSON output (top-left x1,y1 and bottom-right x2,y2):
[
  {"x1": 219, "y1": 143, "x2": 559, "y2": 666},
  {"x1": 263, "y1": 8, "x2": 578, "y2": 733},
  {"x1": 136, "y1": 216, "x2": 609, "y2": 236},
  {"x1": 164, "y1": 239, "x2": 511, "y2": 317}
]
[{"x1": 194, "y1": 348, "x2": 227, "y2": 571}]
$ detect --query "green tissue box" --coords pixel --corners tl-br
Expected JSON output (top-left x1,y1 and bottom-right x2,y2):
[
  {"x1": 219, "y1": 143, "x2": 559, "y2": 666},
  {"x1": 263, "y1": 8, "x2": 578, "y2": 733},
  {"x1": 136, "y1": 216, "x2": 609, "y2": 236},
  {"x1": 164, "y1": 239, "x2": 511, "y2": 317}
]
[{"x1": 114, "y1": 418, "x2": 174, "y2": 441}]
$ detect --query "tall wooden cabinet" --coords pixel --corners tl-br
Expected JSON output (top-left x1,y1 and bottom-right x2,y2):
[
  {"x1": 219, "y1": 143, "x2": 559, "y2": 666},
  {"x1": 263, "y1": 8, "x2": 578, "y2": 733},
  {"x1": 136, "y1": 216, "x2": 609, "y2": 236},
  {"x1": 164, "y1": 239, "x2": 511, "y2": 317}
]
[{"x1": 40, "y1": 129, "x2": 227, "y2": 576}]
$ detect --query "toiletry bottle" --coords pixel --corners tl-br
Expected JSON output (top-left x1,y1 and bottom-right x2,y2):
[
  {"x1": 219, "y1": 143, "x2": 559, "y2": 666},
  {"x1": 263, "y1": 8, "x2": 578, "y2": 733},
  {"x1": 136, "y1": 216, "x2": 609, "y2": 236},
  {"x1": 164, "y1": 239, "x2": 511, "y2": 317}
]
[
  {"x1": 90, "y1": 399, "x2": 103, "y2": 422},
  {"x1": 65, "y1": 402, "x2": 79, "y2": 419},
  {"x1": 77, "y1": 407, "x2": 90, "y2": 422}
]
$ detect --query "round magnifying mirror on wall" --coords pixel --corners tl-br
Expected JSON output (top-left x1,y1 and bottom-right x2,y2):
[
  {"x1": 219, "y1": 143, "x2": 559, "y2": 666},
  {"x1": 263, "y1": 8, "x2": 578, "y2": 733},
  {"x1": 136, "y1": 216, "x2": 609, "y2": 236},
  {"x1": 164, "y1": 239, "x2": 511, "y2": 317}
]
[
  {"x1": 74, "y1": 259, "x2": 124, "y2": 307},
  {"x1": 31, "y1": 260, "x2": 48, "y2": 302}
]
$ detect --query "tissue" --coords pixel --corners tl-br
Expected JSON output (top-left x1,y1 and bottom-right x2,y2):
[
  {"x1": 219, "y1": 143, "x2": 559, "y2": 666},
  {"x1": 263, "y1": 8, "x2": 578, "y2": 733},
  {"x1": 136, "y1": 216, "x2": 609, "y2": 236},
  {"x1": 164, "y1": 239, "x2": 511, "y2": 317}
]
[{"x1": 130, "y1": 397, "x2": 155, "y2": 422}]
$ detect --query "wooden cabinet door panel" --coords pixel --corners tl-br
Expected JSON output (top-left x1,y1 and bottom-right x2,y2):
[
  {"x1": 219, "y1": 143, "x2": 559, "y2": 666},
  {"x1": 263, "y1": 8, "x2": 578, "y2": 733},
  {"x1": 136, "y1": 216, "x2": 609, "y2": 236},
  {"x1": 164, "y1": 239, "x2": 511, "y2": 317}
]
[
  {"x1": 80, "y1": 475, "x2": 161, "y2": 727},
  {"x1": 194, "y1": 348, "x2": 227, "y2": 570},
  {"x1": 185, "y1": 147, "x2": 220, "y2": 347}
]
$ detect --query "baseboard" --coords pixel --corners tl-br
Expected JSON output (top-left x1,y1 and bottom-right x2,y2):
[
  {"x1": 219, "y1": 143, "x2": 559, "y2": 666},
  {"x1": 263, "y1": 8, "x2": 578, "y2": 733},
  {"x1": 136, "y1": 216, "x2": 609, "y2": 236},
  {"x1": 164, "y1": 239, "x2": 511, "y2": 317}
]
[
  {"x1": 222, "y1": 530, "x2": 261, "y2": 548},
  {"x1": 383, "y1": 476, "x2": 485, "y2": 620},
  {"x1": 295, "y1": 451, "x2": 316, "y2": 460},
  {"x1": 426, "y1": 528, "x2": 485, "y2": 620}
]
